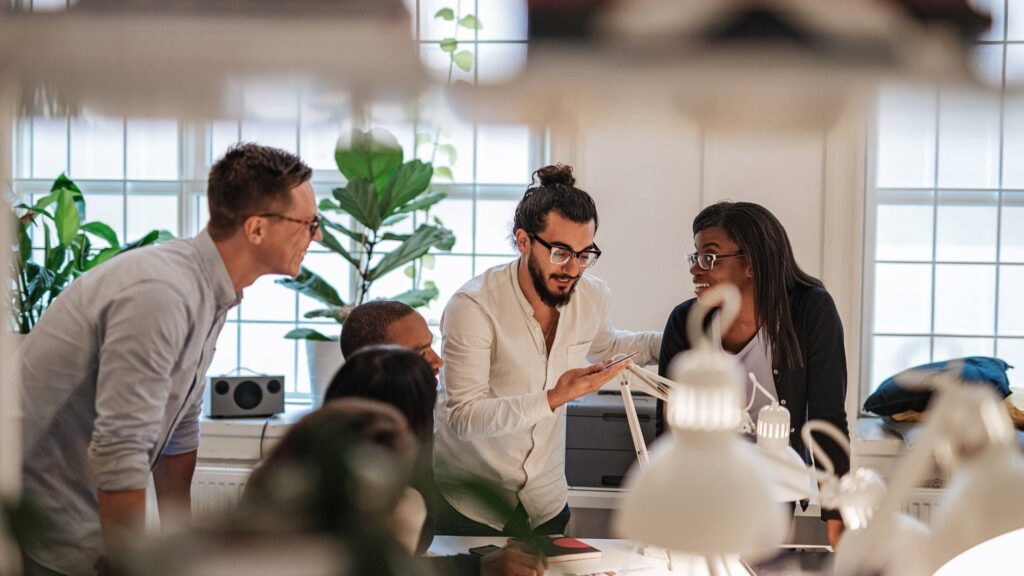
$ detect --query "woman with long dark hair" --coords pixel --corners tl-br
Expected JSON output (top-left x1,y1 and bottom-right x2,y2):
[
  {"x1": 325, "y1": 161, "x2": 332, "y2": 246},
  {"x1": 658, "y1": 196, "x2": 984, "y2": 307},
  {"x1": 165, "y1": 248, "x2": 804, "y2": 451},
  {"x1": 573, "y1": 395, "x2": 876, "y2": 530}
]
[{"x1": 658, "y1": 201, "x2": 849, "y2": 548}]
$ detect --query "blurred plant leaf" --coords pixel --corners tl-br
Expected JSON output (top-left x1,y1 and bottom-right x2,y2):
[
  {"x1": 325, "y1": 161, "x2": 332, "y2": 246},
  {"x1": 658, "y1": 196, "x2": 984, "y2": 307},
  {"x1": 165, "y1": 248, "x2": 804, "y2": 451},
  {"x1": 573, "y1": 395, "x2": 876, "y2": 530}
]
[
  {"x1": 437, "y1": 143, "x2": 457, "y2": 166},
  {"x1": 276, "y1": 267, "x2": 346, "y2": 308},
  {"x1": 440, "y1": 37, "x2": 458, "y2": 53},
  {"x1": 383, "y1": 160, "x2": 433, "y2": 215},
  {"x1": 335, "y1": 128, "x2": 404, "y2": 193},
  {"x1": 452, "y1": 50, "x2": 474, "y2": 72},
  {"x1": 458, "y1": 14, "x2": 482, "y2": 30},
  {"x1": 434, "y1": 166, "x2": 454, "y2": 181},
  {"x1": 391, "y1": 285, "x2": 439, "y2": 308},
  {"x1": 318, "y1": 227, "x2": 361, "y2": 269},
  {"x1": 368, "y1": 225, "x2": 454, "y2": 281},
  {"x1": 80, "y1": 221, "x2": 119, "y2": 247},
  {"x1": 333, "y1": 179, "x2": 382, "y2": 231},
  {"x1": 397, "y1": 190, "x2": 447, "y2": 214},
  {"x1": 434, "y1": 7, "x2": 454, "y2": 20},
  {"x1": 284, "y1": 328, "x2": 336, "y2": 341}
]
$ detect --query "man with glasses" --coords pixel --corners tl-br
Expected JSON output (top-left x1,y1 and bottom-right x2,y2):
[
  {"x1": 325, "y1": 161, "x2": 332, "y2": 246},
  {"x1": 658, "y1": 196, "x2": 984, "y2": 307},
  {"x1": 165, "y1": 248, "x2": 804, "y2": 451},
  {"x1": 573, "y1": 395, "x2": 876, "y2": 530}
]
[
  {"x1": 20, "y1": 143, "x2": 319, "y2": 576},
  {"x1": 433, "y1": 164, "x2": 662, "y2": 537}
]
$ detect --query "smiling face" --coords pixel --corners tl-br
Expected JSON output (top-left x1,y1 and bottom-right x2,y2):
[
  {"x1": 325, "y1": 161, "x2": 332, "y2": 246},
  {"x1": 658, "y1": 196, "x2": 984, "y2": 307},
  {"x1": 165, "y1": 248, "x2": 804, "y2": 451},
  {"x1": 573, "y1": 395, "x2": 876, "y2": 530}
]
[
  {"x1": 386, "y1": 311, "x2": 443, "y2": 377},
  {"x1": 257, "y1": 181, "x2": 321, "y2": 277},
  {"x1": 692, "y1": 225, "x2": 752, "y2": 301},
  {"x1": 516, "y1": 211, "x2": 597, "y2": 308}
]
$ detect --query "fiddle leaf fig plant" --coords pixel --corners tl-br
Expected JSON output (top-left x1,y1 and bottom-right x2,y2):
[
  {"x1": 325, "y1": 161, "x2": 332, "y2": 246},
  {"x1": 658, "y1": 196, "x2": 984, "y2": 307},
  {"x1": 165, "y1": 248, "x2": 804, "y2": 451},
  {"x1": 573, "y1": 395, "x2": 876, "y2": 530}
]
[
  {"x1": 277, "y1": 128, "x2": 455, "y2": 342},
  {"x1": 10, "y1": 174, "x2": 173, "y2": 334}
]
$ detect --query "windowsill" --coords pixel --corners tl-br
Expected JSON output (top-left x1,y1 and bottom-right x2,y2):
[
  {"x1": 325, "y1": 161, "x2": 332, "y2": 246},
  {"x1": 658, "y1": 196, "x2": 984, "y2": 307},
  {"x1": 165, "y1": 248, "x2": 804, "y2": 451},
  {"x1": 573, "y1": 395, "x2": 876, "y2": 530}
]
[{"x1": 198, "y1": 403, "x2": 312, "y2": 461}]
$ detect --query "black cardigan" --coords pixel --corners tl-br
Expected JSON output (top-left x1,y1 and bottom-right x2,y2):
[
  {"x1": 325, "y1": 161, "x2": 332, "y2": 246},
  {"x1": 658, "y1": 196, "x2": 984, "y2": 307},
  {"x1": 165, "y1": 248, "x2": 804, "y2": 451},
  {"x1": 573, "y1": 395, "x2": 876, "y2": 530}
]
[{"x1": 657, "y1": 284, "x2": 850, "y2": 521}]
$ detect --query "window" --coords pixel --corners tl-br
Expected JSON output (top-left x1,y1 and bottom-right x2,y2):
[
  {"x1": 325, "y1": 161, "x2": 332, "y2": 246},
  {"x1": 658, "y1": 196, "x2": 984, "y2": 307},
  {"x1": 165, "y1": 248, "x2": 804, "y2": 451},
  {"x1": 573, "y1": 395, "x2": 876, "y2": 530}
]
[
  {"x1": 11, "y1": 0, "x2": 538, "y2": 401},
  {"x1": 864, "y1": 0, "x2": 1023, "y2": 399}
]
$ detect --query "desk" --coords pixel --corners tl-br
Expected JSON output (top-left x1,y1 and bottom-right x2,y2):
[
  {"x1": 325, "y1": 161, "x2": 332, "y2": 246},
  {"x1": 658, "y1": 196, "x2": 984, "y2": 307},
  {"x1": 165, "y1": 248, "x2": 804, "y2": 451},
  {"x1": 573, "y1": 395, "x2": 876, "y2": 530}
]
[{"x1": 429, "y1": 537, "x2": 830, "y2": 575}]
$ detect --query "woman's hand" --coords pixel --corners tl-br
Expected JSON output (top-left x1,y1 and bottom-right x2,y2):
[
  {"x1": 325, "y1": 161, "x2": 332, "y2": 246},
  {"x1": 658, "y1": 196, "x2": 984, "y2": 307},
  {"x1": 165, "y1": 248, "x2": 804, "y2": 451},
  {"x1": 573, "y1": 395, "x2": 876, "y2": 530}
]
[{"x1": 827, "y1": 518, "x2": 845, "y2": 549}]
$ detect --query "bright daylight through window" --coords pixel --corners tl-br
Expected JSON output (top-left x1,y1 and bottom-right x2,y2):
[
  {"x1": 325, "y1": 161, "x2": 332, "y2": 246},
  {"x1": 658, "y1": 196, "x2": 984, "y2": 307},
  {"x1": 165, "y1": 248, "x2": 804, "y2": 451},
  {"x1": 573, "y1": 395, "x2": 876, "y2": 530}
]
[{"x1": 11, "y1": 0, "x2": 536, "y2": 401}]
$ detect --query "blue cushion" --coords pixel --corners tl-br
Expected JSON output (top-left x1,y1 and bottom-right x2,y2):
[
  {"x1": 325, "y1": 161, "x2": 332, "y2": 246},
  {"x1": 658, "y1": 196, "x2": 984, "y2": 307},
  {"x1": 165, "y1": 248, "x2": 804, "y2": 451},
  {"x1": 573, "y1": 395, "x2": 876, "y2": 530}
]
[{"x1": 864, "y1": 356, "x2": 1013, "y2": 416}]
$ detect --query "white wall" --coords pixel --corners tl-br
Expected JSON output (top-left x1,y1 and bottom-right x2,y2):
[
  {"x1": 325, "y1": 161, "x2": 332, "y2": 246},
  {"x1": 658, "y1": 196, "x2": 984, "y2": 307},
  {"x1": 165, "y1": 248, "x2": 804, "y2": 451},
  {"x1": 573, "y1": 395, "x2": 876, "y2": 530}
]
[{"x1": 552, "y1": 96, "x2": 865, "y2": 417}]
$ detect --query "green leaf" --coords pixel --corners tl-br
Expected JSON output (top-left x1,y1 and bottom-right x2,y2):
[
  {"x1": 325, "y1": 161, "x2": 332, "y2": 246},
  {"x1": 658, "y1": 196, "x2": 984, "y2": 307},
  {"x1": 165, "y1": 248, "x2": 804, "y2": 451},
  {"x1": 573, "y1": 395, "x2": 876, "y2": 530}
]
[
  {"x1": 415, "y1": 133, "x2": 434, "y2": 147},
  {"x1": 50, "y1": 173, "x2": 81, "y2": 195},
  {"x1": 317, "y1": 226, "x2": 360, "y2": 269},
  {"x1": 421, "y1": 254, "x2": 436, "y2": 270},
  {"x1": 440, "y1": 37, "x2": 458, "y2": 53},
  {"x1": 452, "y1": 50, "x2": 474, "y2": 72},
  {"x1": 284, "y1": 328, "x2": 337, "y2": 341},
  {"x1": 17, "y1": 219, "x2": 31, "y2": 266},
  {"x1": 80, "y1": 221, "x2": 119, "y2": 247},
  {"x1": 333, "y1": 179, "x2": 382, "y2": 231},
  {"x1": 303, "y1": 307, "x2": 352, "y2": 323},
  {"x1": 397, "y1": 190, "x2": 447, "y2": 214},
  {"x1": 319, "y1": 198, "x2": 342, "y2": 212},
  {"x1": 390, "y1": 285, "x2": 440, "y2": 308},
  {"x1": 382, "y1": 160, "x2": 433, "y2": 215},
  {"x1": 335, "y1": 128, "x2": 404, "y2": 193},
  {"x1": 121, "y1": 229, "x2": 172, "y2": 251},
  {"x1": 404, "y1": 264, "x2": 416, "y2": 279},
  {"x1": 437, "y1": 143, "x2": 457, "y2": 166},
  {"x1": 381, "y1": 213, "x2": 410, "y2": 227},
  {"x1": 275, "y1": 267, "x2": 346, "y2": 308},
  {"x1": 434, "y1": 7, "x2": 454, "y2": 20},
  {"x1": 458, "y1": 14, "x2": 482, "y2": 30},
  {"x1": 83, "y1": 247, "x2": 121, "y2": 271},
  {"x1": 433, "y1": 166, "x2": 454, "y2": 181},
  {"x1": 381, "y1": 232, "x2": 412, "y2": 242},
  {"x1": 52, "y1": 188, "x2": 80, "y2": 246},
  {"x1": 367, "y1": 224, "x2": 455, "y2": 281},
  {"x1": 322, "y1": 218, "x2": 365, "y2": 243}
]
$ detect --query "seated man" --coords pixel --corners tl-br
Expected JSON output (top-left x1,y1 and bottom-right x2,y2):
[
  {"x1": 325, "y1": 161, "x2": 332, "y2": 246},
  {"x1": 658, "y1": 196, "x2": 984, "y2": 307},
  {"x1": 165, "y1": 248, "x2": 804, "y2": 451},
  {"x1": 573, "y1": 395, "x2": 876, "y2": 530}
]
[{"x1": 332, "y1": 303, "x2": 544, "y2": 576}]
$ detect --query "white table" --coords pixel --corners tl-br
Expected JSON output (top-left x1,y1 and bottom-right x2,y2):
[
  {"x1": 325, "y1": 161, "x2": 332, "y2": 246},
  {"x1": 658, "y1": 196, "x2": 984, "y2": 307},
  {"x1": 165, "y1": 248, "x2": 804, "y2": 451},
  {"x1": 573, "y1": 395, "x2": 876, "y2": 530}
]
[{"x1": 428, "y1": 536, "x2": 756, "y2": 575}]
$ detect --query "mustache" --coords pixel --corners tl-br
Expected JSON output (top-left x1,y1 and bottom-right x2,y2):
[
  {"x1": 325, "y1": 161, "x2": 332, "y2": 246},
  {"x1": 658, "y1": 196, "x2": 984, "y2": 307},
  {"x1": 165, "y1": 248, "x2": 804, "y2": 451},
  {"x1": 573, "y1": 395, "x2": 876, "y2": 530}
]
[{"x1": 550, "y1": 274, "x2": 579, "y2": 281}]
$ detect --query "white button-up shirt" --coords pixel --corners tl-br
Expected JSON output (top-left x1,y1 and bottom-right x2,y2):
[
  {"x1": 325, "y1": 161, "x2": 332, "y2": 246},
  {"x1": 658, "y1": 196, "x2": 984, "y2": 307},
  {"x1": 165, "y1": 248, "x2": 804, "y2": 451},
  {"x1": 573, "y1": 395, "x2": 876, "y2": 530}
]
[{"x1": 434, "y1": 259, "x2": 662, "y2": 530}]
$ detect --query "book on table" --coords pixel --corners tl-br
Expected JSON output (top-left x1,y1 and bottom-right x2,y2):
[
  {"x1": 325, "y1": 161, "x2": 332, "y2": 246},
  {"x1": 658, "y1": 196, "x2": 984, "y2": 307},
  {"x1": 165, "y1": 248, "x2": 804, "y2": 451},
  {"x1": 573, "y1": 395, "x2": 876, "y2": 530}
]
[{"x1": 507, "y1": 535, "x2": 603, "y2": 563}]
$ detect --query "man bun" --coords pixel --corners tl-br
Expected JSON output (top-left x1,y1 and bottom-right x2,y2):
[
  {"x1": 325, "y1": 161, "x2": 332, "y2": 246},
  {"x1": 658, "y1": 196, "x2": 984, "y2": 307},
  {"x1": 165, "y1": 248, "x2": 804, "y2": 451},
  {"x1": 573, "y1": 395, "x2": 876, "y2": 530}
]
[{"x1": 533, "y1": 164, "x2": 575, "y2": 187}]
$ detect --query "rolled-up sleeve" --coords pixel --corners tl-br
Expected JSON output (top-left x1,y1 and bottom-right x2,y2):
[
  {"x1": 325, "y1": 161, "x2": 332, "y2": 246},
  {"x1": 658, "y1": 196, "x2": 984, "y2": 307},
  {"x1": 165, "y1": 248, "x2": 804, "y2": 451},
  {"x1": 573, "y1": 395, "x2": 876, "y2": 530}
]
[
  {"x1": 89, "y1": 281, "x2": 190, "y2": 491},
  {"x1": 441, "y1": 294, "x2": 551, "y2": 440}
]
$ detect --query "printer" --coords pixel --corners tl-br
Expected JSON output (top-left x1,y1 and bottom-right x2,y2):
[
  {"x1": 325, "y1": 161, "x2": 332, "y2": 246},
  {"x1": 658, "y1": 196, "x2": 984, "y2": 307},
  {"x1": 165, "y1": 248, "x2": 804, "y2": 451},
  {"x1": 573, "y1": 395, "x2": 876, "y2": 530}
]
[{"x1": 566, "y1": 391, "x2": 658, "y2": 488}]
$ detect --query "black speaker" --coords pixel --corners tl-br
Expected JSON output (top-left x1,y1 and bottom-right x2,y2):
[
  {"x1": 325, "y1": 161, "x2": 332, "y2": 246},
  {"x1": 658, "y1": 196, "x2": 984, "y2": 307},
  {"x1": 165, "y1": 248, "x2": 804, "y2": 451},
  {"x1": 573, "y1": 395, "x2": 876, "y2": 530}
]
[{"x1": 204, "y1": 375, "x2": 285, "y2": 418}]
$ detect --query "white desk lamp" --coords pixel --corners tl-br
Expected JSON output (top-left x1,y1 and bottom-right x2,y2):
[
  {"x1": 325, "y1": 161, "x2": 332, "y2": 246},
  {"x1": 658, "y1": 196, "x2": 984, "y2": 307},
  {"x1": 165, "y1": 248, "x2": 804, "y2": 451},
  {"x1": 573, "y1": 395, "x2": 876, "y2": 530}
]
[
  {"x1": 614, "y1": 284, "x2": 788, "y2": 574},
  {"x1": 745, "y1": 373, "x2": 816, "y2": 503},
  {"x1": 829, "y1": 365, "x2": 1024, "y2": 576}
]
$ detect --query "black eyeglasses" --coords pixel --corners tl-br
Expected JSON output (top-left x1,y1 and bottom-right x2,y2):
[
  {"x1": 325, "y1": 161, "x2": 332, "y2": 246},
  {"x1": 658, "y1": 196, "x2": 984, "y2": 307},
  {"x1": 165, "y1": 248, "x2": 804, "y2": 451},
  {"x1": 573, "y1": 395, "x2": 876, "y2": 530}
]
[
  {"x1": 258, "y1": 213, "x2": 321, "y2": 237},
  {"x1": 530, "y1": 233, "x2": 601, "y2": 268},
  {"x1": 687, "y1": 251, "x2": 745, "y2": 270}
]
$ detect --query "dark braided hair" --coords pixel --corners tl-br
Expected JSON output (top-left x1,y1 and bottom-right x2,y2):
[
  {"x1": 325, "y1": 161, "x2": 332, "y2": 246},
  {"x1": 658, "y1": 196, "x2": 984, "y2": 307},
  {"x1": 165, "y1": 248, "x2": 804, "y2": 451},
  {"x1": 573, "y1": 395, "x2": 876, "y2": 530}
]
[
  {"x1": 693, "y1": 201, "x2": 823, "y2": 369},
  {"x1": 512, "y1": 164, "x2": 598, "y2": 239}
]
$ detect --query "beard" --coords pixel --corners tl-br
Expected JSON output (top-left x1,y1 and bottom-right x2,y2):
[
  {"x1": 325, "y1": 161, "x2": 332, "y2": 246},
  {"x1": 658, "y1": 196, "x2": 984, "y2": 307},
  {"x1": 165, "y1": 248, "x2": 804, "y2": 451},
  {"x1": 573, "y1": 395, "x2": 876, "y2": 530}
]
[{"x1": 528, "y1": 251, "x2": 579, "y2": 308}]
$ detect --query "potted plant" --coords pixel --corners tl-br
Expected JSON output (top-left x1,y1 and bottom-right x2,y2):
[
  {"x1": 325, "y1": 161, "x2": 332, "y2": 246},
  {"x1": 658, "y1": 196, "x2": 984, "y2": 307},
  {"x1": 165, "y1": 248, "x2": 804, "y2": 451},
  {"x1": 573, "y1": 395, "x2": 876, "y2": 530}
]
[
  {"x1": 276, "y1": 128, "x2": 455, "y2": 401},
  {"x1": 9, "y1": 174, "x2": 172, "y2": 334}
]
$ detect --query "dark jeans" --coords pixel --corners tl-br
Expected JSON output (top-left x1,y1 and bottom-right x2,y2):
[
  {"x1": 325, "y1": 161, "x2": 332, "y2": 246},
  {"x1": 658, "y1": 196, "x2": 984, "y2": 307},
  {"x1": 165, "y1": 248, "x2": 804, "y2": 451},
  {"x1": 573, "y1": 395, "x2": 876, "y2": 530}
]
[{"x1": 435, "y1": 496, "x2": 571, "y2": 537}]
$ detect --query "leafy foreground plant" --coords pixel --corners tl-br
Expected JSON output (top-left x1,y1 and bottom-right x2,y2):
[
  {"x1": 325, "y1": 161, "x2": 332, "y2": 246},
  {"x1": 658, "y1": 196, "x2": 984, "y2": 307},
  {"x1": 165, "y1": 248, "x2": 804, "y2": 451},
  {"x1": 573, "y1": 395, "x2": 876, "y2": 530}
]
[
  {"x1": 278, "y1": 128, "x2": 455, "y2": 342},
  {"x1": 10, "y1": 174, "x2": 172, "y2": 334}
]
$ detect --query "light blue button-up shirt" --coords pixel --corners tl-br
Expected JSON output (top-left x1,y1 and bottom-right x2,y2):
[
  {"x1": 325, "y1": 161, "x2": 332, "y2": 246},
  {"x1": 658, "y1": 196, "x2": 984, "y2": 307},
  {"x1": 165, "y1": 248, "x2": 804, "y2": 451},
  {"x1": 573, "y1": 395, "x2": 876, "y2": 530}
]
[{"x1": 20, "y1": 229, "x2": 239, "y2": 575}]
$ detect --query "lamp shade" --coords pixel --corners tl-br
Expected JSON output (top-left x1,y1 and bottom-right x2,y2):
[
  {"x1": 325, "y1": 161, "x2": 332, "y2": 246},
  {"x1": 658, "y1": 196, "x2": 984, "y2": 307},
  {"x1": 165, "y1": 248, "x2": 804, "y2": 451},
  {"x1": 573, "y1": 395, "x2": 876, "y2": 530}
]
[{"x1": 756, "y1": 402, "x2": 814, "y2": 502}]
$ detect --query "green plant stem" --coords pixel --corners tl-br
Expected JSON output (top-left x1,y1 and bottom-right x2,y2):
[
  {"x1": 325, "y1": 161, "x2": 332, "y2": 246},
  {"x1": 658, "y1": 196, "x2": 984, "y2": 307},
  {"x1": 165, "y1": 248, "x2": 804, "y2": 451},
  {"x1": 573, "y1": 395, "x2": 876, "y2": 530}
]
[{"x1": 430, "y1": 0, "x2": 462, "y2": 167}]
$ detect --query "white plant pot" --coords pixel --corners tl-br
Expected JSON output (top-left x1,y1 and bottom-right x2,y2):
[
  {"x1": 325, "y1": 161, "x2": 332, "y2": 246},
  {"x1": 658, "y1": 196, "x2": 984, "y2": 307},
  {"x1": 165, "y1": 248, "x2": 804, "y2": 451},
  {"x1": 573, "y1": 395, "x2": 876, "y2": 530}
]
[{"x1": 306, "y1": 339, "x2": 345, "y2": 407}]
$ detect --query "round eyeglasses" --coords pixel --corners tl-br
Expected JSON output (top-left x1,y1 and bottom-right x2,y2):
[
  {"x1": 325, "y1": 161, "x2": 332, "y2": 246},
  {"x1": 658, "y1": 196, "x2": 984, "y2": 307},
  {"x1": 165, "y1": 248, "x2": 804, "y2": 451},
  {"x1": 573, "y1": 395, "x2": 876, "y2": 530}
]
[
  {"x1": 687, "y1": 251, "x2": 745, "y2": 270},
  {"x1": 530, "y1": 233, "x2": 601, "y2": 268}
]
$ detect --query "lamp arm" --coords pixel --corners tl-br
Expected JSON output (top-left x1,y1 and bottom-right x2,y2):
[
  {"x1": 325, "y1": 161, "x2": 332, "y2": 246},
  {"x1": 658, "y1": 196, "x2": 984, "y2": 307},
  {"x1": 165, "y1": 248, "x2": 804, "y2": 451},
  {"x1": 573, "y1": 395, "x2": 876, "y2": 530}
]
[
  {"x1": 801, "y1": 420, "x2": 851, "y2": 477},
  {"x1": 686, "y1": 284, "x2": 741, "y2": 351},
  {"x1": 620, "y1": 373, "x2": 651, "y2": 469},
  {"x1": 745, "y1": 372, "x2": 777, "y2": 411}
]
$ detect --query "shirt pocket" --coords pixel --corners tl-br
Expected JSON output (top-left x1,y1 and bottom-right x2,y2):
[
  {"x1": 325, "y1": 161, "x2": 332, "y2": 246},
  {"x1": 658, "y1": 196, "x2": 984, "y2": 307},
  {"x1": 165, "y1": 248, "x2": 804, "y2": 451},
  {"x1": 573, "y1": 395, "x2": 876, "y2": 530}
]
[{"x1": 566, "y1": 341, "x2": 593, "y2": 369}]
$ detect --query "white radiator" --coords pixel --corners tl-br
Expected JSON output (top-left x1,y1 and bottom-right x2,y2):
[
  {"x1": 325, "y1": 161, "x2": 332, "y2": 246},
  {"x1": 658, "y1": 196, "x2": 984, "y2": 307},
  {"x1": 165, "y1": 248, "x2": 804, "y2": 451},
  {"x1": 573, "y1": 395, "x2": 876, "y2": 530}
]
[{"x1": 191, "y1": 463, "x2": 254, "y2": 519}]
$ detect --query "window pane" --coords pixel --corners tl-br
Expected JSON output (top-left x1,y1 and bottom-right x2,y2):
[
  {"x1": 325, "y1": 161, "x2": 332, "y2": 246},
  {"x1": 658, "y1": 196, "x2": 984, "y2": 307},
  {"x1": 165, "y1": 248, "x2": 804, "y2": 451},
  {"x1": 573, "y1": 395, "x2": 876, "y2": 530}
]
[
  {"x1": 126, "y1": 119, "x2": 179, "y2": 180},
  {"x1": 418, "y1": 0, "x2": 477, "y2": 41},
  {"x1": 416, "y1": 109, "x2": 474, "y2": 183},
  {"x1": 210, "y1": 121, "x2": 240, "y2": 164},
  {"x1": 875, "y1": 86, "x2": 936, "y2": 188},
  {"x1": 31, "y1": 117, "x2": 68, "y2": 180},
  {"x1": 369, "y1": 101, "x2": 416, "y2": 158},
  {"x1": 934, "y1": 264, "x2": 996, "y2": 335},
  {"x1": 420, "y1": 255, "x2": 473, "y2": 324},
  {"x1": 477, "y1": 44, "x2": 528, "y2": 85},
  {"x1": 474, "y1": 255, "x2": 513, "y2": 277},
  {"x1": 477, "y1": 0, "x2": 528, "y2": 41},
  {"x1": 870, "y1": 336, "x2": 931, "y2": 393},
  {"x1": 933, "y1": 336, "x2": 994, "y2": 361},
  {"x1": 430, "y1": 197, "x2": 473, "y2": 253},
  {"x1": 240, "y1": 275, "x2": 297, "y2": 322},
  {"x1": 301, "y1": 120, "x2": 348, "y2": 172},
  {"x1": 996, "y1": 338, "x2": 1024, "y2": 387},
  {"x1": 935, "y1": 192, "x2": 998, "y2": 262},
  {"x1": 937, "y1": 91, "x2": 1000, "y2": 189},
  {"x1": 999, "y1": 265, "x2": 1024, "y2": 335},
  {"x1": 973, "y1": 0, "x2": 1006, "y2": 41},
  {"x1": 1002, "y1": 194, "x2": 1024, "y2": 262},
  {"x1": 206, "y1": 323, "x2": 240, "y2": 379},
  {"x1": 475, "y1": 198, "x2": 517, "y2": 255},
  {"x1": 126, "y1": 195, "x2": 178, "y2": 240},
  {"x1": 71, "y1": 117, "x2": 124, "y2": 179},
  {"x1": 1002, "y1": 95, "x2": 1024, "y2": 187},
  {"x1": 875, "y1": 197, "x2": 933, "y2": 261},
  {"x1": 237, "y1": 323, "x2": 297, "y2": 392},
  {"x1": 477, "y1": 125, "x2": 530, "y2": 184},
  {"x1": 873, "y1": 263, "x2": 933, "y2": 334},
  {"x1": 969, "y1": 44, "x2": 1004, "y2": 88},
  {"x1": 82, "y1": 193, "x2": 125, "y2": 243},
  {"x1": 31, "y1": 0, "x2": 71, "y2": 12},
  {"x1": 297, "y1": 250, "x2": 352, "y2": 319},
  {"x1": 1008, "y1": 0, "x2": 1024, "y2": 40},
  {"x1": 241, "y1": 121, "x2": 297, "y2": 153}
]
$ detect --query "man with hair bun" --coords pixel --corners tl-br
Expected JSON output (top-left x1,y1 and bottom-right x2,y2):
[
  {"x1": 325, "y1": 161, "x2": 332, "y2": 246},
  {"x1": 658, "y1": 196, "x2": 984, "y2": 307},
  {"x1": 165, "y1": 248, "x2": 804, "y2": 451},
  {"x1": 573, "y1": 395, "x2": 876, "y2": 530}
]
[{"x1": 434, "y1": 164, "x2": 662, "y2": 536}]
